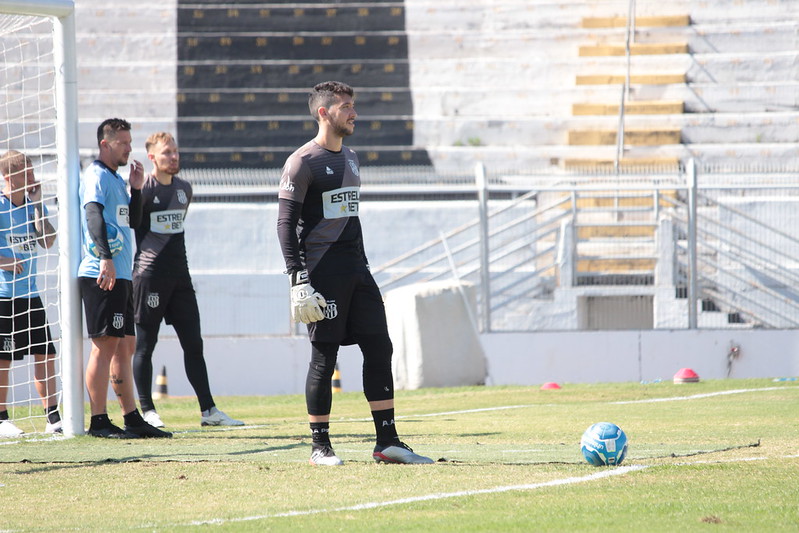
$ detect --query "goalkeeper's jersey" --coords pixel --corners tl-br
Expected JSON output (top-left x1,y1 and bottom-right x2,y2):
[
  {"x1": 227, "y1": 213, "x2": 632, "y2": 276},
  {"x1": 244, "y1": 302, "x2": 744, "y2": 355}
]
[
  {"x1": 277, "y1": 140, "x2": 368, "y2": 275},
  {"x1": 133, "y1": 174, "x2": 191, "y2": 278}
]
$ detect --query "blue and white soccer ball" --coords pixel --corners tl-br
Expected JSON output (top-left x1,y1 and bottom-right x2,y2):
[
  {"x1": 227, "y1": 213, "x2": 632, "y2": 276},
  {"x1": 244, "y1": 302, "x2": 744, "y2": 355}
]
[
  {"x1": 87, "y1": 224, "x2": 124, "y2": 258},
  {"x1": 580, "y1": 422, "x2": 628, "y2": 466}
]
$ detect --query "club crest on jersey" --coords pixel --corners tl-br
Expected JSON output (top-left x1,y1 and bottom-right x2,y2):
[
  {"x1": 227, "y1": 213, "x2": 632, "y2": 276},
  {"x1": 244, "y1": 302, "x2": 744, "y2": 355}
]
[
  {"x1": 2, "y1": 336, "x2": 14, "y2": 352},
  {"x1": 324, "y1": 300, "x2": 338, "y2": 320},
  {"x1": 177, "y1": 190, "x2": 188, "y2": 204},
  {"x1": 112, "y1": 313, "x2": 124, "y2": 330},
  {"x1": 348, "y1": 159, "x2": 359, "y2": 176},
  {"x1": 147, "y1": 292, "x2": 160, "y2": 308}
]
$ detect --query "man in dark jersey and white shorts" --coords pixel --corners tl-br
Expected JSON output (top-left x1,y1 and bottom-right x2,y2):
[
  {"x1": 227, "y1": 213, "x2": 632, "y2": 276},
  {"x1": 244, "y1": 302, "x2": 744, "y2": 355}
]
[
  {"x1": 132, "y1": 132, "x2": 244, "y2": 428},
  {"x1": 277, "y1": 81, "x2": 434, "y2": 465}
]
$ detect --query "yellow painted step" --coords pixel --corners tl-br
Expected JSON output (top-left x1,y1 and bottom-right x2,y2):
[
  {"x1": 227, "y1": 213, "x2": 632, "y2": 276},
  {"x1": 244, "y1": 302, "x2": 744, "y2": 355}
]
[
  {"x1": 573, "y1": 101, "x2": 684, "y2": 115},
  {"x1": 581, "y1": 15, "x2": 691, "y2": 28},
  {"x1": 577, "y1": 225, "x2": 656, "y2": 239},
  {"x1": 568, "y1": 129, "x2": 681, "y2": 146},
  {"x1": 579, "y1": 42, "x2": 688, "y2": 56},
  {"x1": 562, "y1": 158, "x2": 680, "y2": 170},
  {"x1": 575, "y1": 190, "x2": 678, "y2": 208},
  {"x1": 576, "y1": 74, "x2": 686, "y2": 85},
  {"x1": 577, "y1": 258, "x2": 656, "y2": 273}
]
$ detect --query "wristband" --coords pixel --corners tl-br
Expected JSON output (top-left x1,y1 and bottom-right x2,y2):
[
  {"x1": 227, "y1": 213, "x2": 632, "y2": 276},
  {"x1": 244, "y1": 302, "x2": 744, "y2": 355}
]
[{"x1": 290, "y1": 269, "x2": 309, "y2": 286}]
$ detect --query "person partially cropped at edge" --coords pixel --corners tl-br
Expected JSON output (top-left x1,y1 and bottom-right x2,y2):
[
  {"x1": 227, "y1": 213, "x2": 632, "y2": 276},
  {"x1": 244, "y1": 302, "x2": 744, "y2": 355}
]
[
  {"x1": 276, "y1": 80, "x2": 434, "y2": 465},
  {"x1": 78, "y1": 118, "x2": 171, "y2": 438},
  {"x1": 0, "y1": 151, "x2": 61, "y2": 436},
  {"x1": 132, "y1": 131, "x2": 244, "y2": 428}
]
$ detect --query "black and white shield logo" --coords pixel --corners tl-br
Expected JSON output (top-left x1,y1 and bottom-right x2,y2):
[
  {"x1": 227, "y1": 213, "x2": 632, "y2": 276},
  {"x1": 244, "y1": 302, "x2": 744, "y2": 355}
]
[
  {"x1": 147, "y1": 292, "x2": 160, "y2": 308},
  {"x1": 112, "y1": 313, "x2": 124, "y2": 330},
  {"x1": 324, "y1": 301, "x2": 338, "y2": 320},
  {"x1": 2, "y1": 336, "x2": 14, "y2": 352},
  {"x1": 348, "y1": 159, "x2": 359, "y2": 177},
  {"x1": 177, "y1": 190, "x2": 188, "y2": 204}
]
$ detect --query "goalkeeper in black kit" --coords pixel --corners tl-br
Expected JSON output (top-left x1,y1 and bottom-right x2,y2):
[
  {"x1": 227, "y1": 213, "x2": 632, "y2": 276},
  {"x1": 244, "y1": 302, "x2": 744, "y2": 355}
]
[{"x1": 276, "y1": 81, "x2": 434, "y2": 466}]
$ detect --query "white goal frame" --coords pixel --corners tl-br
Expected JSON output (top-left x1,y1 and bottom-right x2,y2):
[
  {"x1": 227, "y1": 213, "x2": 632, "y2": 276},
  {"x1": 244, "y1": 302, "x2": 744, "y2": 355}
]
[{"x1": 0, "y1": 0, "x2": 81, "y2": 436}]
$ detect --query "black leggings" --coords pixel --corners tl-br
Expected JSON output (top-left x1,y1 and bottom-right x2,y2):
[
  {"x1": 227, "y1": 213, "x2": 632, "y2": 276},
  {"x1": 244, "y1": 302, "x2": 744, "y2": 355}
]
[
  {"x1": 133, "y1": 320, "x2": 214, "y2": 412},
  {"x1": 306, "y1": 334, "x2": 394, "y2": 416}
]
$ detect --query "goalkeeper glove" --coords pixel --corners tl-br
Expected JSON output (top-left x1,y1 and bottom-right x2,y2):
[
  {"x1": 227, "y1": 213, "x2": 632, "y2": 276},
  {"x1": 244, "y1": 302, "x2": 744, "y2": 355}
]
[{"x1": 290, "y1": 270, "x2": 327, "y2": 324}]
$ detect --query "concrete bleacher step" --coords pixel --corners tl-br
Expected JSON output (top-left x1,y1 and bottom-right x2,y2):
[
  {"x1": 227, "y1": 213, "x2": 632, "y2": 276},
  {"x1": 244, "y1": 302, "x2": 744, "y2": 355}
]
[
  {"x1": 178, "y1": 88, "x2": 416, "y2": 117},
  {"x1": 581, "y1": 15, "x2": 691, "y2": 28},
  {"x1": 579, "y1": 42, "x2": 688, "y2": 57},
  {"x1": 572, "y1": 101, "x2": 684, "y2": 115},
  {"x1": 576, "y1": 225, "x2": 657, "y2": 239},
  {"x1": 576, "y1": 73, "x2": 686, "y2": 85},
  {"x1": 576, "y1": 257, "x2": 657, "y2": 274},
  {"x1": 568, "y1": 129, "x2": 682, "y2": 146},
  {"x1": 573, "y1": 190, "x2": 678, "y2": 208},
  {"x1": 177, "y1": 3, "x2": 407, "y2": 33},
  {"x1": 562, "y1": 158, "x2": 681, "y2": 170}
]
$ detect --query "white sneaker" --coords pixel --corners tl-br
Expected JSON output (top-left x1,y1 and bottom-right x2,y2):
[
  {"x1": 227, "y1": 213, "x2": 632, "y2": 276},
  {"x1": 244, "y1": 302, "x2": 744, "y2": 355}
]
[
  {"x1": 45, "y1": 420, "x2": 63, "y2": 434},
  {"x1": 373, "y1": 442, "x2": 435, "y2": 464},
  {"x1": 0, "y1": 420, "x2": 24, "y2": 437},
  {"x1": 201, "y1": 406, "x2": 244, "y2": 427},
  {"x1": 309, "y1": 444, "x2": 344, "y2": 466},
  {"x1": 143, "y1": 410, "x2": 165, "y2": 428}
]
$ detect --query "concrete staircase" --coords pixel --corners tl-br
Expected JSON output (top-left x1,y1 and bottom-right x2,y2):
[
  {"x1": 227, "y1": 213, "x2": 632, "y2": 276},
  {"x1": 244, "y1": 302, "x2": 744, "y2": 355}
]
[
  {"x1": 405, "y1": 0, "x2": 799, "y2": 173},
  {"x1": 565, "y1": 14, "x2": 688, "y2": 170}
]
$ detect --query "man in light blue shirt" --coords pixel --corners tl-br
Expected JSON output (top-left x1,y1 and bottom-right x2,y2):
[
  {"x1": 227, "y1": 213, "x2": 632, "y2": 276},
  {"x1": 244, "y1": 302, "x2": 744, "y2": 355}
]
[
  {"x1": 78, "y1": 118, "x2": 170, "y2": 438},
  {"x1": 0, "y1": 150, "x2": 60, "y2": 437}
]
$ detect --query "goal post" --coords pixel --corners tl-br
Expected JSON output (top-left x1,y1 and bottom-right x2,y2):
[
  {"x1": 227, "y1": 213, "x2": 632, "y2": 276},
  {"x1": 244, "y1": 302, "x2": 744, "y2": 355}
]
[{"x1": 0, "y1": 0, "x2": 81, "y2": 436}]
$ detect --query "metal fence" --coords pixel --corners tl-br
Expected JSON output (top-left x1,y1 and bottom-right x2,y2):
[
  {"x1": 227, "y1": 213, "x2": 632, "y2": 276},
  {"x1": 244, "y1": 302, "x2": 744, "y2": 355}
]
[
  {"x1": 365, "y1": 161, "x2": 799, "y2": 332},
  {"x1": 177, "y1": 161, "x2": 799, "y2": 334}
]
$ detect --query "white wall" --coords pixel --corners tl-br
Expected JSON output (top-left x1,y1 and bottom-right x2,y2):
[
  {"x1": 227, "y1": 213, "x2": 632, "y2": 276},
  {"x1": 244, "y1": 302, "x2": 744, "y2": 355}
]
[{"x1": 121, "y1": 328, "x2": 798, "y2": 399}]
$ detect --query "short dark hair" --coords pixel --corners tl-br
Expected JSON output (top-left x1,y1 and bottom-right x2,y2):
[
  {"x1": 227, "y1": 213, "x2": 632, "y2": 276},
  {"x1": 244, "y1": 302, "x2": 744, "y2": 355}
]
[
  {"x1": 96, "y1": 118, "x2": 131, "y2": 147},
  {"x1": 308, "y1": 81, "x2": 354, "y2": 120}
]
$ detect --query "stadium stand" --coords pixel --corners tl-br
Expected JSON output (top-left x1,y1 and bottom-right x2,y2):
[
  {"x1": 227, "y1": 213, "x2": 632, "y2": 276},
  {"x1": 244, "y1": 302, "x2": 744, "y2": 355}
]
[{"x1": 175, "y1": 0, "x2": 431, "y2": 167}]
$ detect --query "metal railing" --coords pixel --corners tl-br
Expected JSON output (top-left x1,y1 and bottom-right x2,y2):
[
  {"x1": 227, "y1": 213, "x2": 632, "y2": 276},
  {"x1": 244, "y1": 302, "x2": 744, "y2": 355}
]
[
  {"x1": 370, "y1": 161, "x2": 799, "y2": 332},
  {"x1": 614, "y1": 0, "x2": 636, "y2": 171}
]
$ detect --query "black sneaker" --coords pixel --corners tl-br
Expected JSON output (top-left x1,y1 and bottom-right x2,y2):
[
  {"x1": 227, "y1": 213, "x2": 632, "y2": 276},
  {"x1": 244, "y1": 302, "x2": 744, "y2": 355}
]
[
  {"x1": 124, "y1": 422, "x2": 173, "y2": 439},
  {"x1": 88, "y1": 423, "x2": 140, "y2": 439}
]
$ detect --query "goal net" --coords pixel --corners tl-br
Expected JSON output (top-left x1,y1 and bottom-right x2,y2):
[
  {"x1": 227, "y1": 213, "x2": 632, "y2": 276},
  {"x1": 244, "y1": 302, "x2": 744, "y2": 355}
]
[{"x1": 0, "y1": 1, "x2": 80, "y2": 437}]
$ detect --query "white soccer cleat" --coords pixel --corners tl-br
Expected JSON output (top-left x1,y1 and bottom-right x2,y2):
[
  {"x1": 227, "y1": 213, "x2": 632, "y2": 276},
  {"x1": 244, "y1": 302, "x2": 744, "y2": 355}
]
[
  {"x1": 143, "y1": 409, "x2": 165, "y2": 428},
  {"x1": 309, "y1": 444, "x2": 344, "y2": 466},
  {"x1": 45, "y1": 420, "x2": 63, "y2": 434},
  {"x1": 201, "y1": 407, "x2": 245, "y2": 427},
  {"x1": 0, "y1": 420, "x2": 24, "y2": 437},
  {"x1": 373, "y1": 442, "x2": 435, "y2": 464}
]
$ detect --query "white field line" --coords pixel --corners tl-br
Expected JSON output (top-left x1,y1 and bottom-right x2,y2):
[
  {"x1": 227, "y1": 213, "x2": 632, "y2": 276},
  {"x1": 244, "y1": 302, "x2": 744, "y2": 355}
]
[
  {"x1": 341, "y1": 385, "x2": 798, "y2": 423},
  {"x1": 188, "y1": 464, "x2": 650, "y2": 526},
  {"x1": 610, "y1": 386, "x2": 799, "y2": 405},
  {"x1": 176, "y1": 452, "x2": 799, "y2": 528}
]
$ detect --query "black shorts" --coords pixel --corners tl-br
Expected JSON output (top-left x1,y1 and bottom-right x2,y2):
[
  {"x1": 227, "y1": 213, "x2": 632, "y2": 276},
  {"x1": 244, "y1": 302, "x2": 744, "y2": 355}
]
[
  {"x1": 79, "y1": 277, "x2": 135, "y2": 338},
  {"x1": 0, "y1": 296, "x2": 56, "y2": 361},
  {"x1": 133, "y1": 274, "x2": 200, "y2": 326},
  {"x1": 307, "y1": 270, "x2": 389, "y2": 345}
]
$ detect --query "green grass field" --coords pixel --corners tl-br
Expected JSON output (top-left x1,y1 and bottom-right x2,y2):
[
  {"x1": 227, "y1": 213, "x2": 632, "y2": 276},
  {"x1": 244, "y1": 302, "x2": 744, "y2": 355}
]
[{"x1": 0, "y1": 378, "x2": 797, "y2": 532}]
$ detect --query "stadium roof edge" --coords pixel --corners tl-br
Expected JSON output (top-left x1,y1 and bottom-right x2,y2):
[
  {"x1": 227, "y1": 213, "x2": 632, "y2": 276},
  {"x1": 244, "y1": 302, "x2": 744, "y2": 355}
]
[{"x1": 0, "y1": 0, "x2": 74, "y2": 18}]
